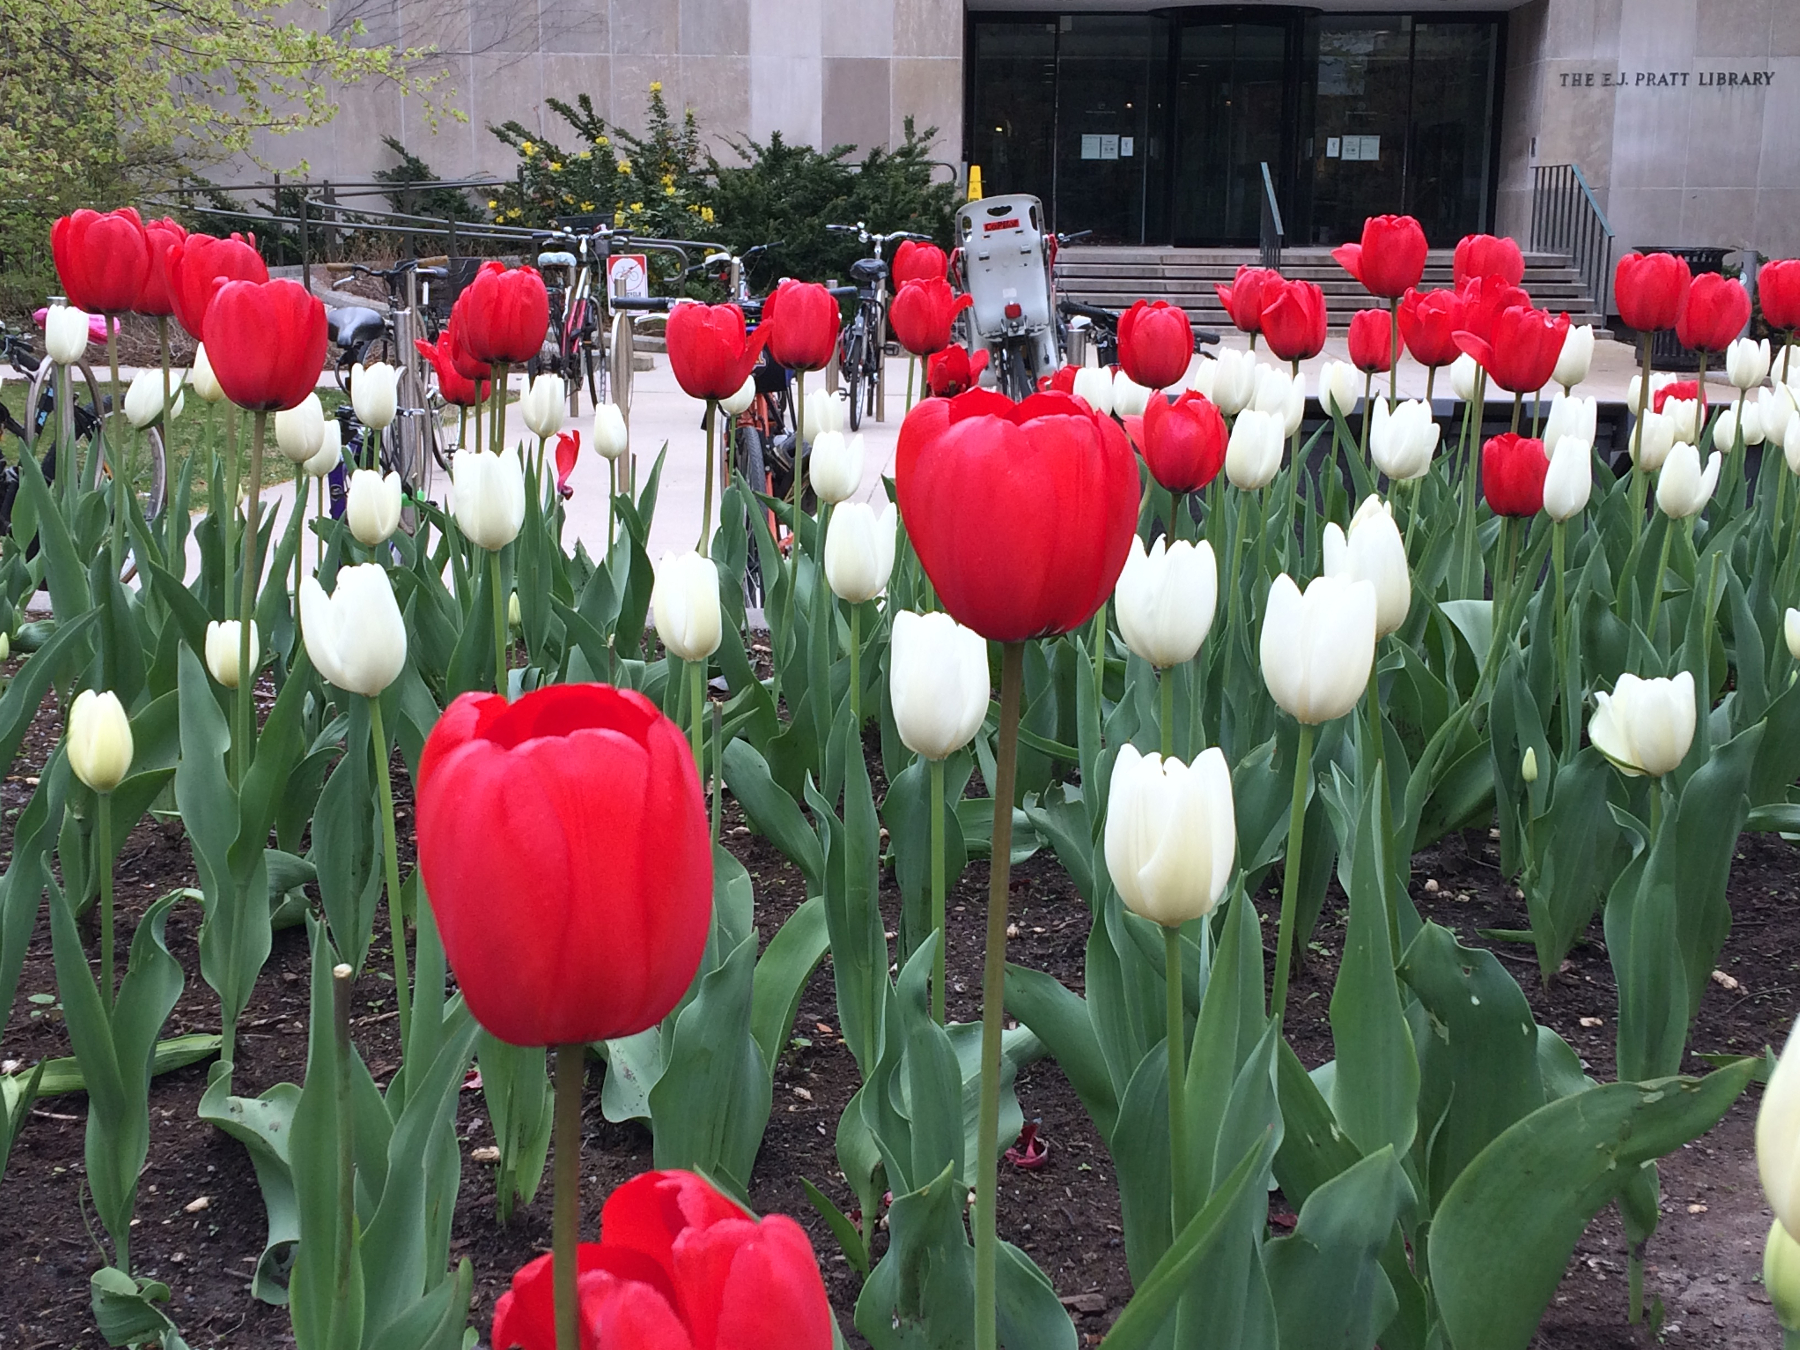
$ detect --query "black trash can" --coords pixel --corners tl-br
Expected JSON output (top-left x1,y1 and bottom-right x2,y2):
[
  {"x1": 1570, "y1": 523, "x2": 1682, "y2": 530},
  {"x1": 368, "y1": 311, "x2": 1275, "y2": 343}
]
[{"x1": 1638, "y1": 246, "x2": 1732, "y2": 371}]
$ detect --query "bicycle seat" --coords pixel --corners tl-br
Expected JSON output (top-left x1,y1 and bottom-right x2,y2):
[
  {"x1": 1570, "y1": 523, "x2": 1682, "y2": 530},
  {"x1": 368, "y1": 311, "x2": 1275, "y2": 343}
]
[
  {"x1": 849, "y1": 257, "x2": 887, "y2": 287},
  {"x1": 538, "y1": 251, "x2": 580, "y2": 270},
  {"x1": 328, "y1": 306, "x2": 386, "y2": 349}
]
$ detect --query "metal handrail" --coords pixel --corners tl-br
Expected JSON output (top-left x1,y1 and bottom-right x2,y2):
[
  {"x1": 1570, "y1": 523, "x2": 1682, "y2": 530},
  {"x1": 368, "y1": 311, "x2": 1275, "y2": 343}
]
[
  {"x1": 1259, "y1": 162, "x2": 1284, "y2": 272},
  {"x1": 1530, "y1": 163, "x2": 1614, "y2": 317}
]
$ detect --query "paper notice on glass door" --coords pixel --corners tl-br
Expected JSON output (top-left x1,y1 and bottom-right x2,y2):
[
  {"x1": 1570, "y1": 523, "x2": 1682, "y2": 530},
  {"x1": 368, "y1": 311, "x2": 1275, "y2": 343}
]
[
  {"x1": 1100, "y1": 135, "x2": 1119, "y2": 160},
  {"x1": 1081, "y1": 135, "x2": 1102, "y2": 160}
]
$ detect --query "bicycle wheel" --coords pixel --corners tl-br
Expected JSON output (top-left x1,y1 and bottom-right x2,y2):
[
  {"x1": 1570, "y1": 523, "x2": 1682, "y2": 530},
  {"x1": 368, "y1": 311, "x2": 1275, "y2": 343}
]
[
  {"x1": 736, "y1": 424, "x2": 768, "y2": 609},
  {"x1": 1005, "y1": 343, "x2": 1033, "y2": 402},
  {"x1": 845, "y1": 325, "x2": 867, "y2": 432}
]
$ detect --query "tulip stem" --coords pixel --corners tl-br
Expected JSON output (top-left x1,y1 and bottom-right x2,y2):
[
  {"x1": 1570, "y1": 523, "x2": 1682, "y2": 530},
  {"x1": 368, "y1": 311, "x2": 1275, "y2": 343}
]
[
  {"x1": 224, "y1": 409, "x2": 241, "y2": 623},
  {"x1": 1159, "y1": 667, "x2": 1174, "y2": 760},
  {"x1": 368, "y1": 696, "x2": 411, "y2": 1047},
  {"x1": 1091, "y1": 602, "x2": 1108, "y2": 714},
  {"x1": 930, "y1": 755, "x2": 947, "y2": 1025},
  {"x1": 551, "y1": 1043, "x2": 584, "y2": 1350},
  {"x1": 1288, "y1": 357, "x2": 1304, "y2": 516},
  {"x1": 974, "y1": 641, "x2": 1025, "y2": 1350},
  {"x1": 1387, "y1": 299, "x2": 1399, "y2": 408},
  {"x1": 699, "y1": 401, "x2": 717, "y2": 556},
  {"x1": 905, "y1": 356, "x2": 916, "y2": 416},
  {"x1": 689, "y1": 658, "x2": 705, "y2": 777},
  {"x1": 1552, "y1": 518, "x2": 1569, "y2": 695},
  {"x1": 1632, "y1": 332, "x2": 1654, "y2": 552},
  {"x1": 105, "y1": 317, "x2": 125, "y2": 571},
  {"x1": 58, "y1": 361, "x2": 75, "y2": 517},
  {"x1": 490, "y1": 548, "x2": 509, "y2": 698},
  {"x1": 1270, "y1": 722, "x2": 1315, "y2": 1027},
  {"x1": 1458, "y1": 369, "x2": 1488, "y2": 598},
  {"x1": 327, "y1": 963, "x2": 356, "y2": 1350},
  {"x1": 1646, "y1": 519, "x2": 1675, "y2": 643},
  {"x1": 237, "y1": 412, "x2": 268, "y2": 784},
  {"x1": 97, "y1": 790, "x2": 115, "y2": 1013},
  {"x1": 293, "y1": 463, "x2": 307, "y2": 634},
  {"x1": 849, "y1": 603, "x2": 862, "y2": 725},
  {"x1": 1510, "y1": 390, "x2": 1522, "y2": 436},
  {"x1": 1164, "y1": 924, "x2": 1191, "y2": 1230}
]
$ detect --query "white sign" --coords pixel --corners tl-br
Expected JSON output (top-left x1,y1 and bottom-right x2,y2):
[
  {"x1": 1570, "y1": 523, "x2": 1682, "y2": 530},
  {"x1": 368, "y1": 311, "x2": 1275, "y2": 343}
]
[
  {"x1": 1080, "y1": 135, "x2": 1102, "y2": 160},
  {"x1": 1326, "y1": 137, "x2": 1341, "y2": 158},
  {"x1": 1338, "y1": 135, "x2": 1381, "y2": 163},
  {"x1": 608, "y1": 254, "x2": 649, "y2": 299},
  {"x1": 1120, "y1": 137, "x2": 1134, "y2": 157},
  {"x1": 1100, "y1": 135, "x2": 1120, "y2": 160}
]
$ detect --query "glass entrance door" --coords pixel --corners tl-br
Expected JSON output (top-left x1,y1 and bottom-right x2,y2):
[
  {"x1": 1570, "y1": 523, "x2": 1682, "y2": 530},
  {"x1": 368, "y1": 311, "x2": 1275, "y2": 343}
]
[
  {"x1": 1171, "y1": 21, "x2": 1289, "y2": 246},
  {"x1": 1052, "y1": 16, "x2": 1160, "y2": 244}
]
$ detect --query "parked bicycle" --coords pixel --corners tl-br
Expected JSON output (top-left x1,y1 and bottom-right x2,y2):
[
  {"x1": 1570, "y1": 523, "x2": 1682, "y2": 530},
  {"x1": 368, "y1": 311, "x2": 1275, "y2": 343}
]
[
  {"x1": 326, "y1": 258, "x2": 447, "y2": 389},
  {"x1": 1056, "y1": 297, "x2": 1223, "y2": 372},
  {"x1": 826, "y1": 223, "x2": 931, "y2": 430},
  {"x1": 530, "y1": 225, "x2": 613, "y2": 415}
]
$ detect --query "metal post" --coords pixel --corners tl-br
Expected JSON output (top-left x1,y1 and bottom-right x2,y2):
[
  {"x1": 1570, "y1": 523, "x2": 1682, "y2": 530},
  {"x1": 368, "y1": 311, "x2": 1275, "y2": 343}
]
[{"x1": 298, "y1": 192, "x2": 311, "y2": 295}]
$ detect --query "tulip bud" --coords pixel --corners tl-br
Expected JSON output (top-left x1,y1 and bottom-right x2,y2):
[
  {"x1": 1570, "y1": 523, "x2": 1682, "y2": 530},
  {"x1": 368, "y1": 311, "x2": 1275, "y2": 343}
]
[
  {"x1": 1252, "y1": 363, "x2": 1304, "y2": 436},
  {"x1": 520, "y1": 372, "x2": 566, "y2": 439},
  {"x1": 1260, "y1": 572, "x2": 1377, "y2": 725},
  {"x1": 508, "y1": 592, "x2": 522, "y2": 630},
  {"x1": 1317, "y1": 360, "x2": 1361, "y2": 419},
  {"x1": 1655, "y1": 443, "x2": 1721, "y2": 520},
  {"x1": 1449, "y1": 352, "x2": 1482, "y2": 403},
  {"x1": 351, "y1": 362, "x2": 399, "y2": 430},
  {"x1": 1072, "y1": 366, "x2": 1114, "y2": 416},
  {"x1": 1713, "y1": 399, "x2": 1765, "y2": 450},
  {"x1": 301, "y1": 418, "x2": 342, "y2": 478},
  {"x1": 1543, "y1": 435, "x2": 1593, "y2": 523},
  {"x1": 593, "y1": 403, "x2": 629, "y2": 460},
  {"x1": 823, "y1": 501, "x2": 896, "y2": 603},
  {"x1": 1761, "y1": 1024, "x2": 1800, "y2": 1243},
  {"x1": 804, "y1": 387, "x2": 845, "y2": 438},
  {"x1": 1589, "y1": 670, "x2": 1695, "y2": 777},
  {"x1": 1225, "y1": 408, "x2": 1285, "y2": 490},
  {"x1": 1202, "y1": 347, "x2": 1257, "y2": 416},
  {"x1": 67, "y1": 689, "x2": 133, "y2": 792},
  {"x1": 190, "y1": 344, "x2": 226, "y2": 404},
  {"x1": 1553, "y1": 324, "x2": 1594, "y2": 389},
  {"x1": 1541, "y1": 392, "x2": 1596, "y2": 455},
  {"x1": 890, "y1": 610, "x2": 990, "y2": 761},
  {"x1": 124, "y1": 368, "x2": 184, "y2": 429},
  {"x1": 1662, "y1": 396, "x2": 1701, "y2": 446},
  {"x1": 204, "y1": 618, "x2": 259, "y2": 689},
  {"x1": 720, "y1": 373, "x2": 757, "y2": 417},
  {"x1": 809, "y1": 431, "x2": 865, "y2": 505},
  {"x1": 652, "y1": 550, "x2": 723, "y2": 662},
  {"x1": 1322, "y1": 496, "x2": 1409, "y2": 638},
  {"x1": 44, "y1": 305, "x2": 90, "y2": 366},
  {"x1": 452, "y1": 446, "x2": 526, "y2": 551},
  {"x1": 300, "y1": 563, "x2": 408, "y2": 696},
  {"x1": 347, "y1": 468, "x2": 404, "y2": 546},
  {"x1": 0, "y1": 631, "x2": 9, "y2": 664},
  {"x1": 1726, "y1": 336, "x2": 1771, "y2": 390},
  {"x1": 1369, "y1": 398, "x2": 1440, "y2": 481},
  {"x1": 1631, "y1": 410, "x2": 1677, "y2": 471},
  {"x1": 1788, "y1": 607, "x2": 1800, "y2": 662},
  {"x1": 275, "y1": 393, "x2": 327, "y2": 465},
  {"x1": 1113, "y1": 370, "x2": 1152, "y2": 418},
  {"x1": 1521, "y1": 745, "x2": 1539, "y2": 784},
  {"x1": 1104, "y1": 744, "x2": 1237, "y2": 927},
  {"x1": 1114, "y1": 535, "x2": 1218, "y2": 669}
]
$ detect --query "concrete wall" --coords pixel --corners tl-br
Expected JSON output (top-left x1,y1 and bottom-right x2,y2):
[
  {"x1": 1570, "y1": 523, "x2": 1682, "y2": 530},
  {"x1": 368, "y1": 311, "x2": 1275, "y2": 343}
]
[
  {"x1": 1497, "y1": 0, "x2": 1800, "y2": 275},
  {"x1": 246, "y1": 0, "x2": 962, "y2": 187}
]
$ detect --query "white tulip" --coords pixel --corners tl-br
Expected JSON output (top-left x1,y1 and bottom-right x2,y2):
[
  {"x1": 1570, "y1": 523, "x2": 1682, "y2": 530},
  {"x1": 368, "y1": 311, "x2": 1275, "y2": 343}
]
[
  {"x1": 1114, "y1": 536, "x2": 1218, "y2": 669},
  {"x1": 890, "y1": 610, "x2": 990, "y2": 761},
  {"x1": 520, "y1": 373, "x2": 566, "y2": 440},
  {"x1": 1541, "y1": 393, "x2": 1596, "y2": 455},
  {"x1": 1104, "y1": 744, "x2": 1237, "y2": 928},
  {"x1": 1626, "y1": 370, "x2": 1677, "y2": 412},
  {"x1": 1655, "y1": 443, "x2": 1720, "y2": 519},
  {"x1": 1449, "y1": 352, "x2": 1482, "y2": 403},
  {"x1": 1225, "y1": 408, "x2": 1285, "y2": 490},
  {"x1": 1072, "y1": 366, "x2": 1115, "y2": 416},
  {"x1": 44, "y1": 305, "x2": 89, "y2": 366},
  {"x1": 452, "y1": 447, "x2": 526, "y2": 551},
  {"x1": 67, "y1": 689, "x2": 133, "y2": 792},
  {"x1": 1113, "y1": 370, "x2": 1152, "y2": 418},
  {"x1": 720, "y1": 374, "x2": 757, "y2": 417},
  {"x1": 300, "y1": 563, "x2": 408, "y2": 697},
  {"x1": 1588, "y1": 670, "x2": 1695, "y2": 777},
  {"x1": 301, "y1": 419, "x2": 342, "y2": 478},
  {"x1": 809, "y1": 431, "x2": 864, "y2": 505},
  {"x1": 1662, "y1": 396, "x2": 1701, "y2": 446},
  {"x1": 1759, "y1": 384, "x2": 1798, "y2": 450},
  {"x1": 804, "y1": 387, "x2": 845, "y2": 437},
  {"x1": 1786, "y1": 419, "x2": 1800, "y2": 477},
  {"x1": 204, "y1": 619, "x2": 259, "y2": 689},
  {"x1": 1253, "y1": 363, "x2": 1303, "y2": 436},
  {"x1": 651, "y1": 551, "x2": 722, "y2": 662},
  {"x1": 124, "y1": 368, "x2": 183, "y2": 429},
  {"x1": 823, "y1": 500, "x2": 896, "y2": 603},
  {"x1": 190, "y1": 344, "x2": 225, "y2": 403},
  {"x1": 1202, "y1": 347, "x2": 1258, "y2": 416},
  {"x1": 275, "y1": 393, "x2": 326, "y2": 465},
  {"x1": 592, "y1": 403, "x2": 629, "y2": 461},
  {"x1": 351, "y1": 362, "x2": 399, "y2": 431},
  {"x1": 347, "y1": 469, "x2": 403, "y2": 546},
  {"x1": 1369, "y1": 398, "x2": 1440, "y2": 482},
  {"x1": 1543, "y1": 435, "x2": 1593, "y2": 523},
  {"x1": 1317, "y1": 360, "x2": 1361, "y2": 419},
  {"x1": 1713, "y1": 399, "x2": 1765, "y2": 450},
  {"x1": 1761, "y1": 1023, "x2": 1800, "y2": 1245},
  {"x1": 1553, "y1": 324, "x2": 1595, "y2": 389},
  {"x1": 1764, "y1": 1220, "x2": 1800, "y2": 1336},
  {"x1": 1786, "y1": 607, "x2": 1800, "y2": 661},
  {"x1": 1322, "y1": 496, "x2": 1409, "y2": 638},
  {"x1": 1631, "y1": 410, "x2": 1677, "y2": 472},
  {"x1": 1259, "y1": 572, "x2": 1377, "y2": 725},
  {"x1": 1727, "y1": 336, "x2": 1772, "y2": 390}
]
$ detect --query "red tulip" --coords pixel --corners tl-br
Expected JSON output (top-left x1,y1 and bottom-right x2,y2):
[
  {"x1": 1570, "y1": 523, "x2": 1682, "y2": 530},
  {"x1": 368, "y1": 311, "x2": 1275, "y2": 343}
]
[
  {"x1": 1760, "y1": 259, "x2": 1800, "y2": 331},
  {"x1": 416, "y1": 684, "x2": 712, "y2": 1047},
  {"x1": 416, "y1": 332, "x2": 492, "y2": 406},
  {"x1": 1332, "y1": 215, "x2": 1428, "y2": 299},
  {"x1": 891, "y1": 240, "x2": 949, "y2": 286},
  {"x1": 51, "y1": 208, "x2": 150, "y2": 315},
  {"x1": 164, "y1": 232, "x2": 268, "y2": 340},
  {"x1": 1043, "y1": 364, "x2": 1079, "y2": 395},
  {"x1": 1348, "y1": 308, "x2": 1395, "y2": 373},
  {"x1": 1453, "y1": 275, "x2": 1533, "y2": 349},
  {"x1": 1482, "y1": 433, "x2": 1548, "y2": 517},
  {"x1": 1398, "y1": 287, "x2": 1464, "y2": 368},
  {"x1": 667, "y1": 303, "x2": 768, "y2": 402},
  {"x1": 556, "y1": 430, "x2": 581, "y2": 499},
  {"x1": 1214, "y1": 265, "x2": 1281, "y2": 336},
  {"x1": 761, "y1": 279, "x2": 840, "y2": 371},
  {"x1": 1614, "y1": 252, "x2": 1691, "y2": 333},
  {"x1": 1140, "y1": 391, "x2": 1227, "y2": 493},
  {"x1": 133, "y1": 217, "x2": 188, "y2": 318},
  {"x1": 491, "y1": 1169, "x2": 833, "y2": 1350},
  {"x1": 1453, "y1": 234, "x2": 1525, "y2": 288},
  {"x1": 926, "y1": 344, "x2": 988, "y2": 397},
  {"x1": 1675, "y1": 273, "x2": 1750, "y2": 354},
  {"x1": 203, "y1": 279, "x2": 327, "y2": 412},
  {"x1": 459, "y1": 261, "x2": 550, "y2": 365},
  {"x1": 889, "y1": 279, "x2": 972, "y2": 357},
  {"x1": 1653, "y1": 379, "x2": 1699, "y2": 412},
  {"x1": 1259, "y1": 279, "x2": 1328, "y2": 361},
  {"x1": 1117, "y1": 299, "x2": 1194, "y2": 389},
  {"x1": 1454, "y1": 304, "x2": 1569, "y2": 395},
  {"x1": 896, "y1": 389, "x2": 1138, "y2": 642}
]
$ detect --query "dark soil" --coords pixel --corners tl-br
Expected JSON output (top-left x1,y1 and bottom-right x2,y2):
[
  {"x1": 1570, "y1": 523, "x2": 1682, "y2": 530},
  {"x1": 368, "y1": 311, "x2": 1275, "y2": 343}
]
[{"x1": 1, "y1": 671, "x2": 1791, "y2": 1349}]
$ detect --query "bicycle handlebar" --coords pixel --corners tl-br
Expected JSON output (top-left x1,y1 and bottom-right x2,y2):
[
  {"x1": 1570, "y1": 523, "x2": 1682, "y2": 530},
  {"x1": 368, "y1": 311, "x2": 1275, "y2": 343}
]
[{"x1": 609, "y1": 295, "x2": 676, "y2": 313}]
